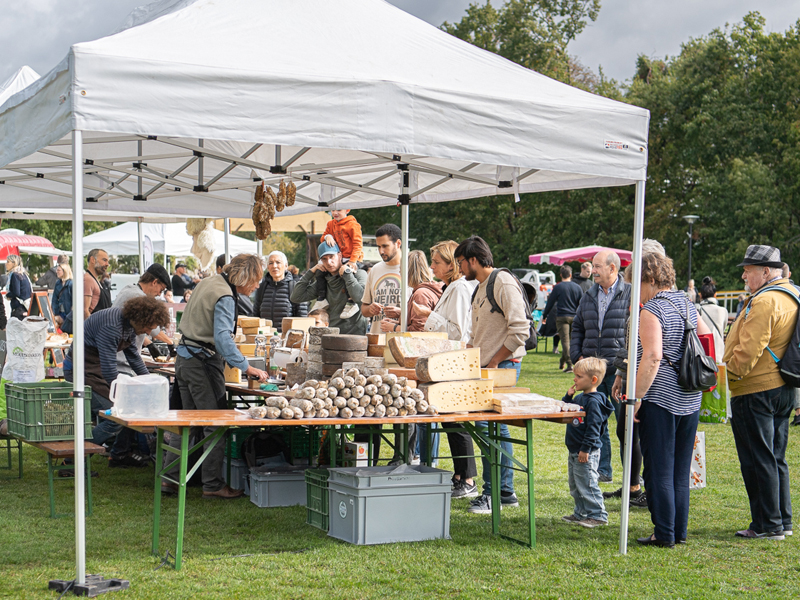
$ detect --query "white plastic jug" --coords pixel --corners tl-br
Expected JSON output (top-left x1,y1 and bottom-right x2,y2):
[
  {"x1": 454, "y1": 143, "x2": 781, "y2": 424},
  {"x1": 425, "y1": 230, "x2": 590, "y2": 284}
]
[{"x1": 110, "y1": 374, "x2": 169, "y2": 418}]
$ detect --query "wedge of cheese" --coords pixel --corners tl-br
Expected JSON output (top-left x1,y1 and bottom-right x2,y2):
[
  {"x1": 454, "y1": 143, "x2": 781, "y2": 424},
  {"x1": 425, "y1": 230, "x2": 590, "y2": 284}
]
[
  {"x1": 415, "y1": 348, "x2": 481, "y2": 382},
  {"x1": 388, "y1": 336, "x2": 467, "y2": 369},
  {"x1": 481, "y1": 368, "x2": 519, "y2": 388},
  {"x1": 419, "y1": 379, "x2": 493, "y2": 413},
  {"x1": 383, "y1": 331, "x2": 448, "y2": 365}
]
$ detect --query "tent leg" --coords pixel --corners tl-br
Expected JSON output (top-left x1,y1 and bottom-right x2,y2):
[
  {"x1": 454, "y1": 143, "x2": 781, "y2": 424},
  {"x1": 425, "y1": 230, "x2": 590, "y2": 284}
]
[
  {"x1": 71, "y1": 129, "x2": 86, "y2": 585},
  {"x1": 137, "y1": 219, "x2": 144, "y2": 274},
  {"x1": 224, "y1": 218, "x2": 231, "y2": 263},
  {"x1": 620, "y1": 179, "x2": 646, "y2": 555}
]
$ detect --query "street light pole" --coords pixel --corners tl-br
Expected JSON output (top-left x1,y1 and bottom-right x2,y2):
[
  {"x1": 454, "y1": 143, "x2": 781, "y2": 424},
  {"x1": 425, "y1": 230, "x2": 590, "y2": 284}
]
[{"x1": 683, "y1": 215, "x2": 699, "y2": 286}]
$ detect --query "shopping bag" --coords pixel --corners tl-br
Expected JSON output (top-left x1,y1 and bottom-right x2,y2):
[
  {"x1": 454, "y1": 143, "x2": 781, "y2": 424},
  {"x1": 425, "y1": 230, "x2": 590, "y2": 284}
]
[
  {"x1": 6, "y1": 317, "x2": 48, "y2": 383},
  {"x1": 689, "y1": 432, "x2": 706, "y2": 489},
  {"x1": 700, "y1": 364, "x2": 729, "y2": 423}
]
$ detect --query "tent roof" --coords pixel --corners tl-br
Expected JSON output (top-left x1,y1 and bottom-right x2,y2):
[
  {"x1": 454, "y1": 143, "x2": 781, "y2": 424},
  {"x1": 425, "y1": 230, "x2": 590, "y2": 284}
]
[
  {"x1": 82, "y1": 221, "x2": 256, "y2": 256},
  {"x1": 0, "y1": 66, "x2": 39, "y2": 106},
  {"x1": 0, "y1": 230, "x2": 55, "y2": 260},
  {"x1": 0, "y1": 0, "x2": 649, "y2": 220}
]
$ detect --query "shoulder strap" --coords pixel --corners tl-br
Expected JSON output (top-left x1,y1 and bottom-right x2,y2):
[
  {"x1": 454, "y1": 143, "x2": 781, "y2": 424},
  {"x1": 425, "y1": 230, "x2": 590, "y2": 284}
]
[
  {"x1": 743, "y1": 284, "x2": 800, "y2": 363},
  {"x1": 656, "y1": 294, "x2": 693, "y2": 330},
  {"x1": 697, "y1": 304, "x2": 723, "y2": 337}
]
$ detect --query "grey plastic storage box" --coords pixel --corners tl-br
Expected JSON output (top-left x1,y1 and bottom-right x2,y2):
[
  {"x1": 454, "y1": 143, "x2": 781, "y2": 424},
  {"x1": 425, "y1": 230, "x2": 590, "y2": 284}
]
[
  {"x1": 222, "y1": 456, "x2": 250, "y2": 495},
  {"x1": 327, "y1": 465, "x2": 452, "y2": 545},
  {"x1": 249, "y1": 466, "x2": 307, "y2": 508}
]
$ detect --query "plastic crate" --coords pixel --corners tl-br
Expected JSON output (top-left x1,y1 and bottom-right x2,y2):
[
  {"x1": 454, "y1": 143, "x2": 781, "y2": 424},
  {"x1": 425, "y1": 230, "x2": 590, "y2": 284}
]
[
  {"x1": 250, "y1": 466, "x2": 307, "y2": 508},
  {"x1": 306, "y1": 468, "x2": 329, "y2": 531},
  {"x1": 222, "y1": 456, "x2": 251, "y2": 494},
  {"x1": 327, "y1": 465, "x2": 452, "y2": 545},
  {"x1": 286, "y1": 426, "x2": 320, "y2": 459},
  {"x1": 5, "y1": 382, "x2": 92, "y2": 442},
  {"x1": 225, "y1": 427, "x2": 261, "y2": 459}
]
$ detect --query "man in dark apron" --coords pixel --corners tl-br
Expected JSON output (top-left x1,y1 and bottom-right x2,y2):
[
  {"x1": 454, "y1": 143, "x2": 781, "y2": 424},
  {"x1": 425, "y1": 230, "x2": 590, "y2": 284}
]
[
  {"x1": 163, "y1": 254, "x2": 268, "y2": 498},
  {"x1": 84, "y1": 248, "x2": 112, "y2": 317},
  {"x1": 64, "y1": 296, "x2": 170, "y2": 467}
]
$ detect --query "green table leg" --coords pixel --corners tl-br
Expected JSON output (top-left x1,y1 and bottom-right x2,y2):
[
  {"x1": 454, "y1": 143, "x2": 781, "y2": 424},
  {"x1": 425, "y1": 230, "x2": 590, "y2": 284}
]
[
  {"x1": 525, "y1": 419, "x2": 535, "y2": 547},
  {"x1": 152, "y1": 428, "x2": 165, "y2": 557},
  {"x1": 490, "y1": 421, "x2": 501, "y2": 535},
  {"x1": 175, "y1": 426, "x2": 189, "y2": 571}
]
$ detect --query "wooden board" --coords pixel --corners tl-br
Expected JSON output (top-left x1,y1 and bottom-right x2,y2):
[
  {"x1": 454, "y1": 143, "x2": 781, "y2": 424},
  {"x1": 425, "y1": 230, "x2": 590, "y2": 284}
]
[
  {"x1": 416, "y1": 348, "x2": 481, "y2": 382},
  {"x1": 419, "y1": 379, "x2": 494, "y2": 413},
  {"x1": 481, "y1": 368, "x2": 519, "y2": 388}
]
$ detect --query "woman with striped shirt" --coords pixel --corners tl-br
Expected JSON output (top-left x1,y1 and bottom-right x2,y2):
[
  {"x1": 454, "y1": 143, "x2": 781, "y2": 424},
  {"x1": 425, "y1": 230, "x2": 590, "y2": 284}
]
[{"x1": 631, "y1": 253, "x2": 711, "y2": 547}]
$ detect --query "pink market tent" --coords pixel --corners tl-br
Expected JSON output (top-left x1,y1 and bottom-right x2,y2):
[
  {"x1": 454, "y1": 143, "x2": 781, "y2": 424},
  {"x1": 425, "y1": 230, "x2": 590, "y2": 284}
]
[
  {"x1": 0, "y1": 231, "x2": 57, "y2": 260},
  {"x1": 529, "y1": 245, "x2": 632, "y2": 267}
]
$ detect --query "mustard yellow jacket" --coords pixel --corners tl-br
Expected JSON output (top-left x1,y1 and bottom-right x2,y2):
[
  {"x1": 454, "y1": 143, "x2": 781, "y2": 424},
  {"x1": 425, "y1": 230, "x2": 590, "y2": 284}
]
[{"x1": 722, "y1": 279, "x2": 799, "y2": 397}]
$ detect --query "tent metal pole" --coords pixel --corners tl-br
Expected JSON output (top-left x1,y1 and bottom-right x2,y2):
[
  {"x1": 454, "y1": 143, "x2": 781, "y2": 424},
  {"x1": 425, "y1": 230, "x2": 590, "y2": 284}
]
[
  {"x1": 620, "y1": 179, "x2": 646, "y2": 555},
  {"x1": 256, "y1": 239, "x2": 263, "y2": 257},
  {"x1": 72, "y1": 129, "x2": 86, "y2": 585},
  {"x1": 224, "y1": 218, "x2": 231, "y2": 263},
  {"x1": 137, "y1": 218, "x2": 144, "y2": 274},
  {"x1": 399, "y1": 166, "x2": 409, "y2": 332}
]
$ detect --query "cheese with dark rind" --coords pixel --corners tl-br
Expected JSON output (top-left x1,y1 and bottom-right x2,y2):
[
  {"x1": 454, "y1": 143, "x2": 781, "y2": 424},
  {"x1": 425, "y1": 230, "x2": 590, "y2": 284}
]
[
  {"x1": 415, "y1": 348, "x2": 481, "y2": 382},
  {"x1": 321, "y1": 349, "x2": 368, "y2": 364},
  {"x1": 418, "y1": 379, "x2": 494, "y2": 413},
  {"x1": 368, "y1": 344, "x2": 384, "y2": 357},
  {"x1": 321, "y1": 334, "x2": 369, "y2": 351},
  {"x1": 388, "y1": 336, "x2": 467, "y2": 368}
]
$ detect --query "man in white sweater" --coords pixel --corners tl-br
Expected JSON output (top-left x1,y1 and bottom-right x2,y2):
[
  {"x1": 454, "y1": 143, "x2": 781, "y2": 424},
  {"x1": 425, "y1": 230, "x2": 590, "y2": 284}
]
[{"x1": 455, "y1": 236, "x2": 530, "y2": 514}]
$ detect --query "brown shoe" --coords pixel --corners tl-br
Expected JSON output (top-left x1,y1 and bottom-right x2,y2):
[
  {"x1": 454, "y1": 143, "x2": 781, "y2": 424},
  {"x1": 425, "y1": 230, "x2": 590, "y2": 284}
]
[
  {"x1": 161, "y1": 482, "x2": 179, "y2": 496},
  {"x1": 202, "y1": 485, "x2": 244, "y2": 500}
]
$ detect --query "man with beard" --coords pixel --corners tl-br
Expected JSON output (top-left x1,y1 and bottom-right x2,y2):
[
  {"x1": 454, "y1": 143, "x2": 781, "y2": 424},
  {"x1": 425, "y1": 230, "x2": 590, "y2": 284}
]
[
  {"x1": 455, "y1": 236, "x2": 529, "y2": 514},
  {"x1": 84, "y1": 248, "x2": 112, "y2": 318},
  {"x1": 361, "y1": 223, "x2": 403, "y2": 331}
]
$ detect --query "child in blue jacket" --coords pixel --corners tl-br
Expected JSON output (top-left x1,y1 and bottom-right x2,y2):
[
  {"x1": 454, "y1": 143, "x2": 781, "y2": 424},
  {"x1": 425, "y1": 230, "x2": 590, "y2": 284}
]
[{"x1": 562, "y1": 357, "x2": 614, "y2": 528}]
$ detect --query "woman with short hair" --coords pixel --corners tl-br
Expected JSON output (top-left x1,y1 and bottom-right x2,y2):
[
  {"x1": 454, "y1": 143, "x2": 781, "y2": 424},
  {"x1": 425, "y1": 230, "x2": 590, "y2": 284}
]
[
  {"x1": 632, "y1": 253, "x2": 711, "y2": 547},
  {"x1": 254, "y1": 250, "x2": 308, "y2": 332}
]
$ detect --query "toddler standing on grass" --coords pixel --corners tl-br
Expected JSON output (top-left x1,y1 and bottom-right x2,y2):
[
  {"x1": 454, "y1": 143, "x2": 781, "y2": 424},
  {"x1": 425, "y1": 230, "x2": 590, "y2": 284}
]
[{"x1": 562, "y1": 357, "x2": 614, "y2": 528}]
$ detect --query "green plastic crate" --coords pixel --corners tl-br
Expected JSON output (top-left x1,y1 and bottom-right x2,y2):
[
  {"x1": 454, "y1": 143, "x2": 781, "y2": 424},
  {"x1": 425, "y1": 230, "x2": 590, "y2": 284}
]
[
  {"x1": 306, "y1": 468, "x2": 329, "y2": 531},
  {"x1": 5, "y1": 382, "x2": 93, "y2": 442},
  {"x1": 288, "y1": 426, "x2": 320, "y2": 459},
  {"x1": 226, "y1": 427, "x2": 261, "y2": 459}
]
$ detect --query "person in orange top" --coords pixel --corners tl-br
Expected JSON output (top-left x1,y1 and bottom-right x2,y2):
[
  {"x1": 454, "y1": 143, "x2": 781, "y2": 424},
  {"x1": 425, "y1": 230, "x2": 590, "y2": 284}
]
[{"x1": 317, "y1": 209, "x2": 363, "y2": 302}]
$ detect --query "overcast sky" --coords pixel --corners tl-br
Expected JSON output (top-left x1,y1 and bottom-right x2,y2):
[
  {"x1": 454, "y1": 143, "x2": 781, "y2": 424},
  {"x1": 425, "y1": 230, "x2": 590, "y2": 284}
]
[{"x1": 2, "y1": 1, "x2": 798, "y2": 87}]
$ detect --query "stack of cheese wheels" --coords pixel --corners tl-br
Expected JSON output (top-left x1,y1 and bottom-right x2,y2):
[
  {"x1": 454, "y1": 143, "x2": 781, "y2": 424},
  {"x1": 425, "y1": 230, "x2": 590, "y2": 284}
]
[
  {"x1": 306, "y1": 326, "x2": 339, "y2": 380},
  {"x1": 415, "y1": 348, "x2": 494, "y2": 413},
  {"x1": 320, "y1": 334, "x2": 369, "y2": 377}
]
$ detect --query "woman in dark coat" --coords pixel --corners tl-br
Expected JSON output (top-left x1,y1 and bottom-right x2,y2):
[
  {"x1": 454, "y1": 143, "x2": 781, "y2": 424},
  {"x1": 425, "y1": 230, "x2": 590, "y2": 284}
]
[{"x1": 254, "y1": 251, "x2": 308, "y2": 332}]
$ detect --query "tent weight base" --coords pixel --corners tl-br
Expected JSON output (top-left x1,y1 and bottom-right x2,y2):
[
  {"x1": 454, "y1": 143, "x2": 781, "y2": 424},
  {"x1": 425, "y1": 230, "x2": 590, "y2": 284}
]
[{"x1": 48, "y1": 575, "x2": 130, "y2": 597}]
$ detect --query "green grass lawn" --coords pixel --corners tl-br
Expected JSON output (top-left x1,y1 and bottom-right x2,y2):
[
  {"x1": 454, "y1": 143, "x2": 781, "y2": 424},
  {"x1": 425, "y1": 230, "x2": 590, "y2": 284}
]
[{"x1": 2, "y1": 344, "x2": 799, "y2": 599}]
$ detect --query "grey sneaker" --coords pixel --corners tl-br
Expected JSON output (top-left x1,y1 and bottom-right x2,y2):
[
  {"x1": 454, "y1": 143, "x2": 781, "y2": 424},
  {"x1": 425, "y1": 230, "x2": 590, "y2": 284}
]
[
  {"x1": 578, "y1": 518, "x2": 608, "y2": 528},
  {"x1": 467, "y1": 494, "x2": 492, "y2": 514},
  {"x1": 562, "y1": 514, "x2": 582, "y2": 523},
  {"x1": 452, "y1": 479, "x2": 479, "y2": 499},
  {"x1": 501, "y1": 492, "x2": 519, "y2": 507},
  {"x1": 598, "y1": 474, "x2": 613, "y2": 483}
]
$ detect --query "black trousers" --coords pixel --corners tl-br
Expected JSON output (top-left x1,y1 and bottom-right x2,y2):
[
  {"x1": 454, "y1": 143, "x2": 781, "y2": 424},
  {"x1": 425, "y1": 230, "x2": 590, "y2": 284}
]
[
  {"x1": 616, "y1": 401, "x2": 643, "y2": 485},
  {"x1": 442, "y1": 423, "x2": 477, "y2": 479}
]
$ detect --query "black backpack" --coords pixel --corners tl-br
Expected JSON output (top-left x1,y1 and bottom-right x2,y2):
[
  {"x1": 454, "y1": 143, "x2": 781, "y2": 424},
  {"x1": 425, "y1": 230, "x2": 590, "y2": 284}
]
[
  {"x1": 471, "y1": 268, "x2": 538, "y2": 351},
  {"x1": 745, "y1": 284, "x2": 800, "y2": 387},
  {"x1": 241, "y1": 431, "x2": 290, "y2": 469},
  {"x1": 660, "y1": 296, "x2": 718, "y2": 392}
]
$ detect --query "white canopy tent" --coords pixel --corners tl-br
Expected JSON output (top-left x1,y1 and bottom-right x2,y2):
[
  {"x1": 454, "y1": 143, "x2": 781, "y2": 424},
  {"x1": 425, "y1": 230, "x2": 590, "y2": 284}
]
[
  {"x1": 82, "y1": 221, "x2": 256, "y2": 257},
  {"x1": 0, "y1": 66, "x2": 39, "y2": 106},
  {"x1": 0, "y1": 0, "x2": 649, "y2": 581}
]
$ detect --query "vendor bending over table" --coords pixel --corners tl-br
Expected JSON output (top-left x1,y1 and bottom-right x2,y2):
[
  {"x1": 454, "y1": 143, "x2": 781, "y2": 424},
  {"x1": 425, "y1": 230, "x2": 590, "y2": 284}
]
[
  {"x1": 164, "y1": 253, "x2": 269, "y2": 499},
  {"x1": 64, "y1": 296, "x2": 170, "y2": 467}
]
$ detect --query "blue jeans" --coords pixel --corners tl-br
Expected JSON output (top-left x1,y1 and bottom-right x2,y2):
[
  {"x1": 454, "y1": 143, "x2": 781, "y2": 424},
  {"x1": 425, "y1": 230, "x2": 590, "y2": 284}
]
[
  {"x1": 416, "y1": 423, "x2": 440, "y2": 465},
  {"x1": 638, "y1": 401, "x2": 699, "y2": 543},
  {"x1": 730, "y1": 386, "x2": 794, "y2": 533},
  {"x1": 597, "y1": 371, "x2": 618, "y2": 478},
  {"x1": 475, "y1": 359, "x2": 520, "y2": 495},
  {"x1": 568, "y1": 450, "x2": 607, "y2": 521}
]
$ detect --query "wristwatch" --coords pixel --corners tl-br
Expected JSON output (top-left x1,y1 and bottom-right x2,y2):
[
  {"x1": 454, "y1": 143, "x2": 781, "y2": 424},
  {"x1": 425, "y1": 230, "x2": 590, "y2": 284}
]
[{"x1": 343, "y1": 266, "x2": 354, "y2": 275}]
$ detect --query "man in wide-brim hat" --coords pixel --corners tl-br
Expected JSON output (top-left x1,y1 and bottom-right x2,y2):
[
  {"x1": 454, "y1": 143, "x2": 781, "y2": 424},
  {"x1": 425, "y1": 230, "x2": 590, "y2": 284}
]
[{"x1": 723, "y1": 245, "x2": 798, "y2": 540}]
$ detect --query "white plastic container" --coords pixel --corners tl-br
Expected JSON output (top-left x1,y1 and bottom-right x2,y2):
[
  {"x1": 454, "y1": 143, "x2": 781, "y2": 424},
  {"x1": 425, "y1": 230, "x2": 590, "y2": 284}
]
[{"x1": 109, "y1": 374, "x2": 169, "y2": 418}]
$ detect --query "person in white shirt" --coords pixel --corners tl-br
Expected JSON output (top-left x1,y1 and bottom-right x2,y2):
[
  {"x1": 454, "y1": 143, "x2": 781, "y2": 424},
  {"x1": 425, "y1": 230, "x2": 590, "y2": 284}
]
[{"x1": 696, "y1": 276, "x2": 728, "y2": 361}]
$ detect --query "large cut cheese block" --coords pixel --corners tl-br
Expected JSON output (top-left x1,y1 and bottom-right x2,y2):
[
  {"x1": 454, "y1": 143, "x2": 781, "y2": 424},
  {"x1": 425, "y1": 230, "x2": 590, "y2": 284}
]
[
  {"x1": 388, "y1": 336, "x2": 467, "y2": 369},
  {"x1": 419, "y1": 379, "x2": 494, "y2": 413},
  {"x1": 367, "y1": 333, "x2": 386, "y2": 346},
  {"x1": 492, "y1": 393, "x2": 563, "y2": 414},
  {"x1": 238, "y1": 316, "x2": 261, "y2": 328},
  {"x1": 368, "y1": 344, "x2": 385, "y2": 357},
  {"x1": 481, "y1": 368, "x2": 519, "y2": 388},
  {"x1": 493, "y1": 387, "x2": 530, "y2": 395},
  {"x1": 415, "y1": 348, "x2": 481, "y2": 383},
  {"x1": 383, "y1": 332, "x2": 448, "y2": 365},
  {"x1": 281, "y1": 317, "x2": 317, "y2": 334},
  {"x1": 237, "y1": 344, "x2": 257, "y2": 356},
  {"x1": 309, "y1": 326, "x2": 340, "y2": 336},
  {"x1": 322, "y1": 334, "x2": 369, "y2": 351},
  {"x1": 224, "y1": 364, "x2": 242, "y2": 383}
]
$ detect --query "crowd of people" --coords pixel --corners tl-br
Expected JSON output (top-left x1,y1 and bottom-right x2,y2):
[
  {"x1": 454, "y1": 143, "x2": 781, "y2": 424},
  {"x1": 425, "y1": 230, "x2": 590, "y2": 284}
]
[{"x1": 0, "y1": 215, "x2": 797, "y2": 545}]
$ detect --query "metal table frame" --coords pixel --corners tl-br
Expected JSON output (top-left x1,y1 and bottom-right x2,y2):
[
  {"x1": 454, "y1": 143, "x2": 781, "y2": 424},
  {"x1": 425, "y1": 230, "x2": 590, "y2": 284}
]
[{"x1": 108, "y1": 401, "x2": 578, "y2": 570}]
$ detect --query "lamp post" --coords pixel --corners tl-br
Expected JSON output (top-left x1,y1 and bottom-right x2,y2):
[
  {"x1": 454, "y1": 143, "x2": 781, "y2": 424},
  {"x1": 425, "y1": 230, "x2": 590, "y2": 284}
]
[{"x1": 683, "y1": 215, "x2": 699, "y2": 286}]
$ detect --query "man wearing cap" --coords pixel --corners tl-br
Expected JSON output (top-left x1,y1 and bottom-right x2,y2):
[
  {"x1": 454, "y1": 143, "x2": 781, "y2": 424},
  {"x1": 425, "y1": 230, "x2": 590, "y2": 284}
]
[
  {"x1": 171, "y1": 263, "x2": 199, "y2": 298},
  {"x1": 724, "y1": 244, "x2": 798, "y2": 541},
  {"x1": 291, "y1": 240, "x2": 368, "y2": 334},
  {"x1": 112, "y1": 264, "x2": 175, "y2": 370}
]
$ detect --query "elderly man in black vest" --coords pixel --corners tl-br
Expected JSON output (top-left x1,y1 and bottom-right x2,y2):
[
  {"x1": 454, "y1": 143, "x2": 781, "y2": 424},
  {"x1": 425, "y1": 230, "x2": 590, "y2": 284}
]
[{"x1": 571, "y1": 250, "x2": 631, "y2": 483}]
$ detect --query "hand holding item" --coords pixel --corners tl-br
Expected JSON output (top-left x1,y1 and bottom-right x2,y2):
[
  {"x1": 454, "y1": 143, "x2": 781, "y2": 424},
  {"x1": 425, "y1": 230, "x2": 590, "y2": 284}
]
[
  {"x1": 246, "y1": 366, "x2": 269, "y2": 382},
  {"x1": 380, "y1": 318, "x2": 399, "y2": 333},
  {"x1": 365, "y1": 302, "x2": 383, "y2": 317},
  {"x1": 383, "y1": 306, "x2": 401, "y2": 319}
]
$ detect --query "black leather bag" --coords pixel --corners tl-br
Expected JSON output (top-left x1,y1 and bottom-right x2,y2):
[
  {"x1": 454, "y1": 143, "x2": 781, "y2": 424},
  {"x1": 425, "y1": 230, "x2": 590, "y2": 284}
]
[{"x1": 661, "y1": 296, "x2": 718, "y2": 392}]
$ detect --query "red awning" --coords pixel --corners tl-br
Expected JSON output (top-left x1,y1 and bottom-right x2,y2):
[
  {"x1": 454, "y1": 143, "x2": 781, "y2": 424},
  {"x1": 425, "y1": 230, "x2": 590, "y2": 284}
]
[
  {"x1": 529, "y1": 245, "x2": 632, "y2": 266},
  {"x1": 0, "y1": 233, "x2": 56, "y2": 260}
]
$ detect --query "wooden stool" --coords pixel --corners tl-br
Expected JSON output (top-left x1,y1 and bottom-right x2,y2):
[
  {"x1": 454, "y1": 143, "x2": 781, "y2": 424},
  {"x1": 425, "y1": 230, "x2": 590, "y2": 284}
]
[
  {"x1": 0, "y1": 435, "x2": 22, "y2": 479},
  {"x1": 28, "y1": 441, "x2": 105, "y2": 518}
]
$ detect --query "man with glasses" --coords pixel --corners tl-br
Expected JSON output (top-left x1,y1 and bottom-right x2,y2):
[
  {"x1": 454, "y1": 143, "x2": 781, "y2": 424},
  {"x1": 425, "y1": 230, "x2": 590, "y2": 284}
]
[{"x1": 570, "y1": 250, "x2": 631, "y2": 484}]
